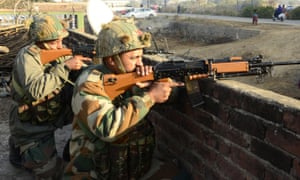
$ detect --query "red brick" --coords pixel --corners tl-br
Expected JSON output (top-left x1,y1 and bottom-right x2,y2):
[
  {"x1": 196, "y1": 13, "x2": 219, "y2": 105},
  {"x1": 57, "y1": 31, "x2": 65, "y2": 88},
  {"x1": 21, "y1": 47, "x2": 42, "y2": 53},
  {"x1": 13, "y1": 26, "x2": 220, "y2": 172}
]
[
  {"x1": 213, "y1": 119, "x2": 250, "y2": 148},
  {"x1": 215, "y1": 154, "x2": 255, "y2": 179},
  {"x1": 192, "y1": 174, "x2": 204, "y2": 180},
  {"x1": 265, "y1": 125, "x2": 300, "y2": 157},
  {"x1": 251, "y1": 138, "x2": 293, "y2": 173},
  {"x1": 228, "y1": 109, "x2": 265, "y2": 139},
  {"x1": 291, "y1": 158, "x2": 300, "y2": 178},
  {"x1": 283, "y1": 110, "x2": 300, "y2": 134},
  {"x1": 264, "y1": 165, "x2": 293, "y2": 180},
  {"x1": 230, "y1": 145, "x2": 265, "y2": 178},
  {"x1": 204, "y1": 133, "x2": 231, "y2": 156},
  {"x1": 201, "y1": 165, "x2": 226, "y2": 180},
  {"x1": 190, "y1": 107, "x2": 216, "y2": 128},
  {"x1": 184, "y1": 150, "x2": 205, "y2": 176},
  {"x1": 199, "y1": 98, "x2": 232, "y2": 124},
  {"x1": 192, "y1": 139, "x2": 218, "y2": 163}
]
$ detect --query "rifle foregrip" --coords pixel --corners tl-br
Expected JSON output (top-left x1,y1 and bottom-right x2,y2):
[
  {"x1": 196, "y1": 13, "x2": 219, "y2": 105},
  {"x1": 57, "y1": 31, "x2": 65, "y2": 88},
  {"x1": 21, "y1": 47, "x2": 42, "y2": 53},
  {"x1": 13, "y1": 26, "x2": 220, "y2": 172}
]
[
  {"x1": 188, "y1": 74, "x2": 209, "y2": 80},
  {"x1": 157, "y1": 78, "x2": 172, "y2": 82}
]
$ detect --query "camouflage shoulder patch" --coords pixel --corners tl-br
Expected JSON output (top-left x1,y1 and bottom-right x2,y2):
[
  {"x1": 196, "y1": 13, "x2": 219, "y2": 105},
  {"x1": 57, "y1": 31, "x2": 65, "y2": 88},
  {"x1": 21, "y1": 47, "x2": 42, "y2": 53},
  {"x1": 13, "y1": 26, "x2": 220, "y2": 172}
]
[
  {"x1": 26, "y1": 45, "x2": 40, "y2": 56},
  {"x1": 79, "y1": 69, "x2": 108, "y2": 97},
  {"x1": 87, "y1": 70, "x2": 101, "y2": 82}
]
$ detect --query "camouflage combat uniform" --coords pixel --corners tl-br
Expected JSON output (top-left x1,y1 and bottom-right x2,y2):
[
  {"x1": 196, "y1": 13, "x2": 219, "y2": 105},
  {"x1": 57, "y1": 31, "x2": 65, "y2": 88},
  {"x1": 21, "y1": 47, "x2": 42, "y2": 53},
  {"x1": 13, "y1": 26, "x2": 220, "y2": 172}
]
[
  {"x1": 63, "y1": 65, "x2": 155, "y2": 179},
  {"x1": 64, "y1": 18, "x2": 155, "y2": 179},
  {"x1": 9, "y1": 15, "x2": 73, "y2": 179}
]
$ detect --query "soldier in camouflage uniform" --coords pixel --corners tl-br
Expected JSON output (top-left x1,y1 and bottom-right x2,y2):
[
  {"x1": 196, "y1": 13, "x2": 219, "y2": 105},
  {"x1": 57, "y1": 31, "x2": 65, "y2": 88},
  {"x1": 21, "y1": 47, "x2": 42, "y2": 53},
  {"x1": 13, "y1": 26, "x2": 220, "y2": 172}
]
[
  {"x1": 8, "y1": 14, "x2": 91, "y2": 179},
  {"x1": 63, "y1": 18, "x2": 183, "y2": 179}
]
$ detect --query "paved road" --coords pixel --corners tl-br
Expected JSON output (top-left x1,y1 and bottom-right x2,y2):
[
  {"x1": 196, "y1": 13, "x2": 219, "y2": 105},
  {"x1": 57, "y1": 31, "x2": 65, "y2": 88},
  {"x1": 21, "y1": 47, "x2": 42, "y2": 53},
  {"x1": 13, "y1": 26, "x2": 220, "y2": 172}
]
[{"x1": 159, "y1": 13, "x2": 300, "y2": 26}]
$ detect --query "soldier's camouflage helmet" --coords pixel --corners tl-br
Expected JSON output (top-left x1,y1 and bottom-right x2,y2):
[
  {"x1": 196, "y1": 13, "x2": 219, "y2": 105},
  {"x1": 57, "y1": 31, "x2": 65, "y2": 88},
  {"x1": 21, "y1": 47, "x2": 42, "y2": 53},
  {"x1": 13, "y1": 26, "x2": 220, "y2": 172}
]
[
  {"x1": 95, "y1": 18, "x2": 151, "y2": 58},
  {"x1": 29, "y1": 14, "x2": 69, "y2": 42}
]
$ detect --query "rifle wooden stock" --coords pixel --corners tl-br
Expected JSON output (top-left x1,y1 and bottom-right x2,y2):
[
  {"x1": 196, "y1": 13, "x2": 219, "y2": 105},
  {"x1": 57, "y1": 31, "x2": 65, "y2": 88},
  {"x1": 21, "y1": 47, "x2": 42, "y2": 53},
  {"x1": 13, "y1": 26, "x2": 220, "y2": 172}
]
[
  {"x1": 103, "y1": 72, "x2": 155, "y2": 100},
  {"x1": 103, "y1": 72, "x2": 208, "y2": 100},
  {"x1": 40, "y1": 48, "x2": 73, "y2": 65}
]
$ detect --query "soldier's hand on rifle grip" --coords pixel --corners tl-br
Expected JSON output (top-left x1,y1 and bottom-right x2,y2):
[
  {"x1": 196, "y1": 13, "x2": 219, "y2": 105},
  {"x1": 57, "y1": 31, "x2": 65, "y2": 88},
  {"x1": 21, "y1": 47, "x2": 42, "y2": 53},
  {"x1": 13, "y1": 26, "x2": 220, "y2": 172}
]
[
  {"x1": 135, "y1": 65, "x2": 154, "y2": 88},
  {"x1": 136, "y1": 65, "x2": 152, "y2": 76},
  {"x1": 147, "y1": 78, "x2": 184, "y2": 103},
  {"x1": 64, "y1": 55, "x2": 92, "y2": 70}
]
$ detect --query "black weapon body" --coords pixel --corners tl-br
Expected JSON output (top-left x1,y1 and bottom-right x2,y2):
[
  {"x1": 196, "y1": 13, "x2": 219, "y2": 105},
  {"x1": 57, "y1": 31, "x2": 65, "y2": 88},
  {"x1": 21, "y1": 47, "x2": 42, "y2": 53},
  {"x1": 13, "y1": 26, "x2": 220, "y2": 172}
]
[
  {"x1": 147, "y1": 55, "x2": 300, "y2": 106},
  {"x1": 152, "y1": 55, "x2": 300, "y2": 81}
]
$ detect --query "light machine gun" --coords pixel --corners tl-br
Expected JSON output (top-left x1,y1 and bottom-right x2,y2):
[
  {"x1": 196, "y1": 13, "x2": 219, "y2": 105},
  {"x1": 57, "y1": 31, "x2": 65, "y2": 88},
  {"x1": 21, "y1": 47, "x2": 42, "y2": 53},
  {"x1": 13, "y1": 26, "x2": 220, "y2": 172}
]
[{"x1": 103, "y1": 55, "x2": 300, "y2": 106}]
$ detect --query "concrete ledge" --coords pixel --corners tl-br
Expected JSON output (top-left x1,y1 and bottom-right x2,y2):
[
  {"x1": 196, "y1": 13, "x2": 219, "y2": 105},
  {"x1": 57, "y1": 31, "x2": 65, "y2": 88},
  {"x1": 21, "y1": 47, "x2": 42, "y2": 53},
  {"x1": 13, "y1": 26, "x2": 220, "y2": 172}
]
[{"x1": 216, "y1": 79, "x2": 300, "y2": 109}]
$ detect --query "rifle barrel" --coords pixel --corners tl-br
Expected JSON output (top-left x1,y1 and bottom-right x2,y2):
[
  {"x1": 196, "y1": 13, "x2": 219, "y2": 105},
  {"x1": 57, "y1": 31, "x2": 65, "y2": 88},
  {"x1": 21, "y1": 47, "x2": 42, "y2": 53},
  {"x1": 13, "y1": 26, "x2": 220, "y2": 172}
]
[{"x1": 251, "y1": 60, "x2": 300, "y2": 67}]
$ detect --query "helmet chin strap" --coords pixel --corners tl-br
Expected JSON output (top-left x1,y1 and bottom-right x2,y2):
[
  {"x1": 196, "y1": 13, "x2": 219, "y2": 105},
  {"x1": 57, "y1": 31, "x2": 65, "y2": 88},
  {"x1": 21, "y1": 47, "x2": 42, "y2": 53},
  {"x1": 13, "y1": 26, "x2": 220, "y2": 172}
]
[
  {"x1": 35, "y1": 42, "x2": 51, "y2": 50},
  {"x1": 112, "y1": 54, "x2": 126, "y2": 73},
  {"x1": 42, "y1": 42, "x2": 51, "y2": 50}
]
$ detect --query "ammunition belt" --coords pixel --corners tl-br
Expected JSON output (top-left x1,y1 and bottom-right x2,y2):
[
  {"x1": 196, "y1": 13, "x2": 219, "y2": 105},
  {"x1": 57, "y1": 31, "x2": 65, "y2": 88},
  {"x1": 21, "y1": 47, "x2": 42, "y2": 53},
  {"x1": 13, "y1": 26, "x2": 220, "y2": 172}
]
[{"x1": 93, "y1": 120, "x2": 155, "y2": 180}]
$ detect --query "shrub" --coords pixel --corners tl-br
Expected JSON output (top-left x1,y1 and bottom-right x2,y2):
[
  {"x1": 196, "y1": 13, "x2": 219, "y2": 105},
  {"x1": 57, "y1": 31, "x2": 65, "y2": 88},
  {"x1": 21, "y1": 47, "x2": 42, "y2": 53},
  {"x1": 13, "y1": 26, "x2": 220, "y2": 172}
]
[
  {"x1": 287, "y1": 7, "x2": 300, "y2": 19},
  {"x1": 240, "y1": 6, "x2": 274, "y2": 18}
]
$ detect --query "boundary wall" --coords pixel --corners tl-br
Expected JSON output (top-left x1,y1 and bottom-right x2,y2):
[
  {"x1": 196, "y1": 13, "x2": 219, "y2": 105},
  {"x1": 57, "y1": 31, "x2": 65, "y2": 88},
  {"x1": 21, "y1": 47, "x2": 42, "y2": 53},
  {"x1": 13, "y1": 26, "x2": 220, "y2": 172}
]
[{"x1": 150, "y1": 79, "x2": 300, "y2": 179}]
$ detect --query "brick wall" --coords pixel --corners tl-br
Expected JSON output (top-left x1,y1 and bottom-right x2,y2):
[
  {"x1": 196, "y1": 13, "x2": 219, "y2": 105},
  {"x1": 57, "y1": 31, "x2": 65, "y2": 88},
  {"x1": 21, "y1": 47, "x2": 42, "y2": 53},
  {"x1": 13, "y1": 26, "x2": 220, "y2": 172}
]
[
  {"x1": 149, "y1": 79, "x2": 300, "y2": 180},
  {"x1": 65, "y1": 30, "x2": 300, "y2": 180}
]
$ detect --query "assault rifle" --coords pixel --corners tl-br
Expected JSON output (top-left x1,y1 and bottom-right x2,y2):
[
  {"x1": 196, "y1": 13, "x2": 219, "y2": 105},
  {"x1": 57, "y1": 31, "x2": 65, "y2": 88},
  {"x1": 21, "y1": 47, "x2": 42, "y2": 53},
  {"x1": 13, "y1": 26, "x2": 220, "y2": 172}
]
[
  {"x1": 103, "y1": 55, "x2": 300, "y2": 106},
  {"x1": 40, "y1": 44, "x2": 95, "y2": 65}
]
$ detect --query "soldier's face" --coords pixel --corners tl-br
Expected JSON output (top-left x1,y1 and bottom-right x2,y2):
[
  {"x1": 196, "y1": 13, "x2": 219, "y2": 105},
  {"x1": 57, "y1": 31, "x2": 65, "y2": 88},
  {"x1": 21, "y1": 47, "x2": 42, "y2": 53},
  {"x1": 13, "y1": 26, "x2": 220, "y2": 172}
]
[
  {"x1": 45, "y1": 38, "x2": 63, "y2": 50},
  {"x1": 119, "y1": 49, "x2": 143, "y2": 72}
]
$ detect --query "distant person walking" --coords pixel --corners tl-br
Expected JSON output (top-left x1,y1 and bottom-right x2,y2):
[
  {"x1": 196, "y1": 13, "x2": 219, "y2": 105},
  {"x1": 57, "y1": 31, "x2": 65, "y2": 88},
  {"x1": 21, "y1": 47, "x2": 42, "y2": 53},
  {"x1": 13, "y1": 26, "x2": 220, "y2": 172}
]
[
  {"x1": 177, "y1": 4, "x2": 181, "y2": 14},
  {"x1": 282, "y1": 4, "x2": 287, "y2": 14},
  {"x1": 282, "y1": 4, "x2": 288, "y2": 18},
  {"x1": 252, "y1": 9, "x2": 258, "y2": 25}
]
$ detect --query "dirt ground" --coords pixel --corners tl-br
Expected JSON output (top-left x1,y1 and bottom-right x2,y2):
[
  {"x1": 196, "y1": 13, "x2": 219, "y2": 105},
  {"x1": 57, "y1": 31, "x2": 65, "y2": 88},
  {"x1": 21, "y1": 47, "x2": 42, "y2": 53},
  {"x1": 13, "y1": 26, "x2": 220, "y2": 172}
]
[{"x1": 0, "y1": 16, "x2": 300, "y2": 179}]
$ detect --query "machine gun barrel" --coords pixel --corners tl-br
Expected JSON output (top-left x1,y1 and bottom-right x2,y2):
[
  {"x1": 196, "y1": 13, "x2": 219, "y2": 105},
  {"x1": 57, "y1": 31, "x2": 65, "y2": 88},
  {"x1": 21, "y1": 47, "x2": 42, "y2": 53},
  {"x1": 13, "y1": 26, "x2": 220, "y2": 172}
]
[{"x1": 250, "y1": 60, "x2": 300, "y2": 67}]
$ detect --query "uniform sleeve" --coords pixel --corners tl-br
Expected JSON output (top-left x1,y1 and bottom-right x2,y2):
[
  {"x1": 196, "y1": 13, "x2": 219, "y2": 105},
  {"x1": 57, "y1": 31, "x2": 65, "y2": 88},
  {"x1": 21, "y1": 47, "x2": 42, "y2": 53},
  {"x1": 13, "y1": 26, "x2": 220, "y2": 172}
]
[
  {"x1": 14, "y1": 47, "x2": 70, "y2": 100},
  {"x1": 71, "y1": 68, "x2": 155, "y2": 142}
]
